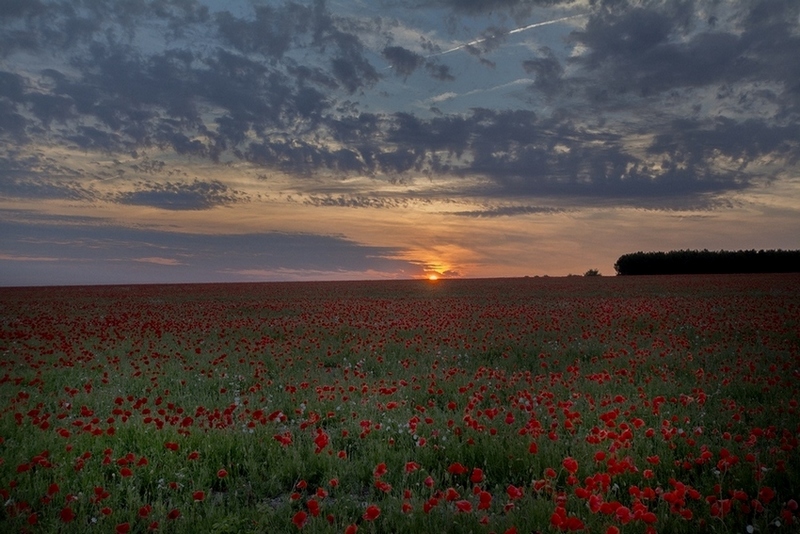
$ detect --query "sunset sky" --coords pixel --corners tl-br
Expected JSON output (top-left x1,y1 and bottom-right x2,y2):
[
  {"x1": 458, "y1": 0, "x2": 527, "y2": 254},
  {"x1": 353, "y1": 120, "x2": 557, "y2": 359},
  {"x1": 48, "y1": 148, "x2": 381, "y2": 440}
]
[{"x1": 2, "y1": 0, "x2": 799, "y2": 285}]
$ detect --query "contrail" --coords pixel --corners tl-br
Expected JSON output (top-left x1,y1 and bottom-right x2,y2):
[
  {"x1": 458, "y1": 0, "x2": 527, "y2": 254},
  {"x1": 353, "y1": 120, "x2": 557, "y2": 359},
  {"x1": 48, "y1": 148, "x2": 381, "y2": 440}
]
[{"x1": 429, "y1": 13, "x2": 586, "y2": 58}]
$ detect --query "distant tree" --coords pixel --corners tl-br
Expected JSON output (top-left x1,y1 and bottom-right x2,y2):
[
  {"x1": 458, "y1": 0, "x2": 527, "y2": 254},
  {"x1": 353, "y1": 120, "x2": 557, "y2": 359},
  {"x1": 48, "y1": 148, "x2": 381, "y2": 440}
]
[
  {"x1": 584, "y1": 269, "x2": 601, "y2": 277},
  {"x1": 614, "y1": 249, "x2": 800, "y2": 275}
]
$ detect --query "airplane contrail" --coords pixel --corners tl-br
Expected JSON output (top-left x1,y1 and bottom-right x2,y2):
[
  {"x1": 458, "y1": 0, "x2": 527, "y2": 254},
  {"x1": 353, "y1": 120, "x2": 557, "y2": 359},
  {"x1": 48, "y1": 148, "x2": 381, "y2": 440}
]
[{"x1": 429, "y1": 13, "x2": 587, "y2": 58}]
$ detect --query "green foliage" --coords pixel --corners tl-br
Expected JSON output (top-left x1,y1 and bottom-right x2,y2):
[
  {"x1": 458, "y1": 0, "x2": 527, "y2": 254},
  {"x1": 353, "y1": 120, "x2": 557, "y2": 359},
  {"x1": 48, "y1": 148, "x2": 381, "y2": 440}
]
[{"x1": 0, "y1": 276, "x2": 798, "y2": 533}]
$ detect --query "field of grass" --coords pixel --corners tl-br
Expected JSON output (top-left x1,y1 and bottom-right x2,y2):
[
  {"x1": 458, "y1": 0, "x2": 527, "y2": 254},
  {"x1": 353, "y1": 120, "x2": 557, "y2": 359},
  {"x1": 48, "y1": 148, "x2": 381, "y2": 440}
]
[{"x1": 1, "y1": 274, "x2": 799, "y2": 533}]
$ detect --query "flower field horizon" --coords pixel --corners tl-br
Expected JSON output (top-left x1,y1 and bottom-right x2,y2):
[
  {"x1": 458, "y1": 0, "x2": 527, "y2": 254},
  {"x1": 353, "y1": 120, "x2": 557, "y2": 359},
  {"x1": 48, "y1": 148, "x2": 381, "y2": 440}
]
[{"x1": 1, "y1": 274, "x2": 799, "y2": 533}]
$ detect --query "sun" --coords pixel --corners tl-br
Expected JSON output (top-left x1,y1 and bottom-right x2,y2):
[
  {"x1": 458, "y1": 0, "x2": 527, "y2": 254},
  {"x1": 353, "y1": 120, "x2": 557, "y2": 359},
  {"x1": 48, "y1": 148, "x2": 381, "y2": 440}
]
[{"x1": 427, "y1": 274, "x2": 439, "y2": 281}]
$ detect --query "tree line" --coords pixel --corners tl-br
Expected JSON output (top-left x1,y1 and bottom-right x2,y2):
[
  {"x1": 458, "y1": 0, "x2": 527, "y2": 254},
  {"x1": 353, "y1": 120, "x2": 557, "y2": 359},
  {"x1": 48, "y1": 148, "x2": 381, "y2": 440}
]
[{"x1": 614, "y1": 249, "x2": 800, "y2": 275}]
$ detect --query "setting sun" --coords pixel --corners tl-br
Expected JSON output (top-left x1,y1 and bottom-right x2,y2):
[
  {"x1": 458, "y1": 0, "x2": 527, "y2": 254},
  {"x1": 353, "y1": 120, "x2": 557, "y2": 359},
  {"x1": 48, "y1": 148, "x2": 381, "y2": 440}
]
[{"x1": 427, "y1": 274, "x2": 439, "y2": 281}]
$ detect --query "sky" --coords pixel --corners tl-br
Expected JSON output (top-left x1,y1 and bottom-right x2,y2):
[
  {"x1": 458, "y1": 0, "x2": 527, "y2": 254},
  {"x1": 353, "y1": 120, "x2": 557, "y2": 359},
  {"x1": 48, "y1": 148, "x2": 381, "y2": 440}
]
[{"x1": 1, "y1": 0, "x2": 799, "y2": 286}]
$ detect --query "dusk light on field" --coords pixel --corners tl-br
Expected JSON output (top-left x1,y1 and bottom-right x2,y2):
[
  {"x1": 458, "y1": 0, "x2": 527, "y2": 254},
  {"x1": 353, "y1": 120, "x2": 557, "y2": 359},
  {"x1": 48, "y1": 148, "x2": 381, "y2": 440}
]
[{"x1": 1, "y1": 0, "x2": 799, "y2": 285}]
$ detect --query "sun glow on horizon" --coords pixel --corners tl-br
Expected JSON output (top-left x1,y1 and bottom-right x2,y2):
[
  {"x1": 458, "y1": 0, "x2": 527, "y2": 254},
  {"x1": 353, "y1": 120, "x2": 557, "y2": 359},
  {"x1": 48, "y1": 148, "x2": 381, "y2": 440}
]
[{"x1": 427, "y1": 274, "x2": 439, "y2": 281}]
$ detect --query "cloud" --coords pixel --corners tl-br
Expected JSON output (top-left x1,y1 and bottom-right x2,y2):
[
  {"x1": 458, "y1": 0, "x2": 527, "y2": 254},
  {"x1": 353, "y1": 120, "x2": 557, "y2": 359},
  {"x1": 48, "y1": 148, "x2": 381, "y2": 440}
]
[
  {"x1": 115, "y1": 179, "x2": 248, "y2": 210},
  {"x1": 0, "y1": 153, "x2": 100, "y2": 201},
  {"x1": 0, "y1": 0, "x2": 798, "y2": 221},
  {"x1": 215, "y1": 4, "x2": 310, "y2": 59},
  {"x1": 375, "y1": 107, "x2": 754, "y2": 202},
  {"x1": 565, "y1": 1, "x2": 800, "y2": 109},
  {"x1": 522, "y1": 47, "x2": 563, "y2": 97},
  {"x1": 383, "y1": 46, "x2": 425, "y2": 78},
  {"x1": 0, "y1": 253, "x2": 60, "y2": 262},
  {"x1": 303, "y1": 195, "x2": 412, "y2": 209},
  {"x1": 133, "y1": 256, "x2": 184, "y2": 266},
  {"x1": 0, "y1": 213, "x2": 427, "y2": 285},
  {"x1": 416, "y1": 0, "x2": 574, "y2": 17},
  {"x1": 451, "y1": 205, "x2": 565, "y2": 217}
]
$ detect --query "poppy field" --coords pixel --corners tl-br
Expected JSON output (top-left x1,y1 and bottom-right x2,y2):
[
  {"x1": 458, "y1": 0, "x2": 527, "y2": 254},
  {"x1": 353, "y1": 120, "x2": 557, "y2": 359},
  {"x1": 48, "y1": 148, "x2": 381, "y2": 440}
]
[{"x1": 1, "y1": 274, "x2": 799, "y2": 533}]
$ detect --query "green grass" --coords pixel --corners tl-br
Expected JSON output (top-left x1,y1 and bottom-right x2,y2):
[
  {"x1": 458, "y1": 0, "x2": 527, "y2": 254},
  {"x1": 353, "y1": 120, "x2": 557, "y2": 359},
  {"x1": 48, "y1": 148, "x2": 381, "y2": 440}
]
[{"x1": 1, "y1": 275, "x2": 799, "y2": 533}]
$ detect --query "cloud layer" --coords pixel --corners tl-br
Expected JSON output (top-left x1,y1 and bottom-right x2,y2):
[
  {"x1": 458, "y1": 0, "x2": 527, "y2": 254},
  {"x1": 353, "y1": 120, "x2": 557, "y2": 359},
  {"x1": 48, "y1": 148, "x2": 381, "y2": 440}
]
[{"x1": 1, "y1": 0, "x2": 799, "y2": 284}]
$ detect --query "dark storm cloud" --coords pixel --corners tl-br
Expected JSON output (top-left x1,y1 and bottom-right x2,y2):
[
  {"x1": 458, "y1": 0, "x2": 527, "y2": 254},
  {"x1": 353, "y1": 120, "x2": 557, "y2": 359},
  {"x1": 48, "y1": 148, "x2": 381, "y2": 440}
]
[
  {"x1": 66, "y1": 126, "x2": 125, "y2": 151},
  {"x1": 0, "y1": 71, "x2": 25, "y2": 101},
  {"x1": 0, "y1": 0, "x2": 797, "y2": 210},
  {"x1": 213, "y1": 0, "x2": 380, "y2": 93},
  {"x1": 0, "y1": 0, "x2": 382, "y2": 158},
  {"x1": 522, "y1": 47, "x2": 563, "y2": 97},
  {"x1": 303, "y1": 195, "x2": 412, "y2": 209},
  {"x1": 452, "y1": 205, "x2": 565, "y2": 217},
  {"x1": 383, "y1": 46, "x2": 425, "y2": 78},
  {"x1": 425, "y1": 62, "x2": 455, "y2": 81},
  {"x1": 0, "y1": 213, "x2": 424, "y2": 285},
  {"x1": 408, "y1": 0, "x2": 573, "y2": 17},
  {"x1": 215, "y1": 3, "x2": 310, "y2": 59},
  {"x1": 0, "y1": 100, "x2": 28, "y2": 142},
  {"x1": 0, "y1": 176, "x2": 98, "y2": 201},
  {"x1": 566, "y1": 1, "x2": 800, "y2": 107},
  {"x1": 115, "y1": 179, "x2": 247, "y2": 210},
  {"x1": 0, "y1": 0, "x2": 46, "y2": 18},
  {"x1": 377, "y1": 106, "x2": 764, "y2": 200},
  {"x1": 648, "y1": 117, "x2": 800, "y2": 172},
  {"x1": 0, "y1": 151, "x2": 98, "y2": 200}
]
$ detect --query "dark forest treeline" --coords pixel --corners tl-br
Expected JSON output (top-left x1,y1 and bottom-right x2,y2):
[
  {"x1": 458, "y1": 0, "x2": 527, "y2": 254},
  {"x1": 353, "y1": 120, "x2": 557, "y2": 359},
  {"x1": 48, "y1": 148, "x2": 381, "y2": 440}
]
[{"x1": 614, "y1": 249, "x2": 800, "y2": 275}]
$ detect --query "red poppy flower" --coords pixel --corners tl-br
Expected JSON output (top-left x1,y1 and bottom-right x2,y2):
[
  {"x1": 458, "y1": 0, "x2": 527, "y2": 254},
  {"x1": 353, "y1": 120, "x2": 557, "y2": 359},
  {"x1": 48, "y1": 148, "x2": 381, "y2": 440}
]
[
  {"x1": 447, "y1": 462, "x2": 467, "y2": 475},
  {"x1": 60, "y1": 507, "x2": 75, "y2": 523},
  {"x1": 167, "y1": 508, "x2": 180, "y2": 520},
  {"x1": 363, "y1": 504, "x2": 381, "y2": 521},
  {"x1": 164, "y1": 442, "x2": 179, "y2": 451},
  {"x1": 115, "y1": 523, "x2": 130, "y2": 534},
  {"x1": 562, "y1": 457, "x2": 578, "y2": 474},
  {"x1": 759, "y1": 486, "x2": 776, "y2": 505},
  {"x1": 470, "y1": 467, "x2": 484, "y2": 483},
  {"x1": 405, "y1": 461, "x2": 420, "y2": 473},
  {"x1": 274, "y1": 432, "x2": 293, "y2": 446},
  {"x1": 217, "y1": 468, "x2": 228, "y2": 478},
  {"x1": 192, "y1": 491, "x2": 205, "y2": 502},
  {"x1": 292, "y1": 510, "x2": 308, "y2": 529},
  {"x1": 373, "y1": 462, "x2": 388, "y2": 478},
  {"x1": 423, "y1": 498, "x2": 438, "y2": 513},
  {"x1": 344, "y1": 525, "x2": 358, "y2": 534},
  {"x1": 313, "y1": 429, "x2": 329, "y2": 453},
  {"x1": 455, "y1": 500, "x2": 472, "y2": 513},
  {"x1": 506, "y1": 484, "x2": 523, "y2": 500}
]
